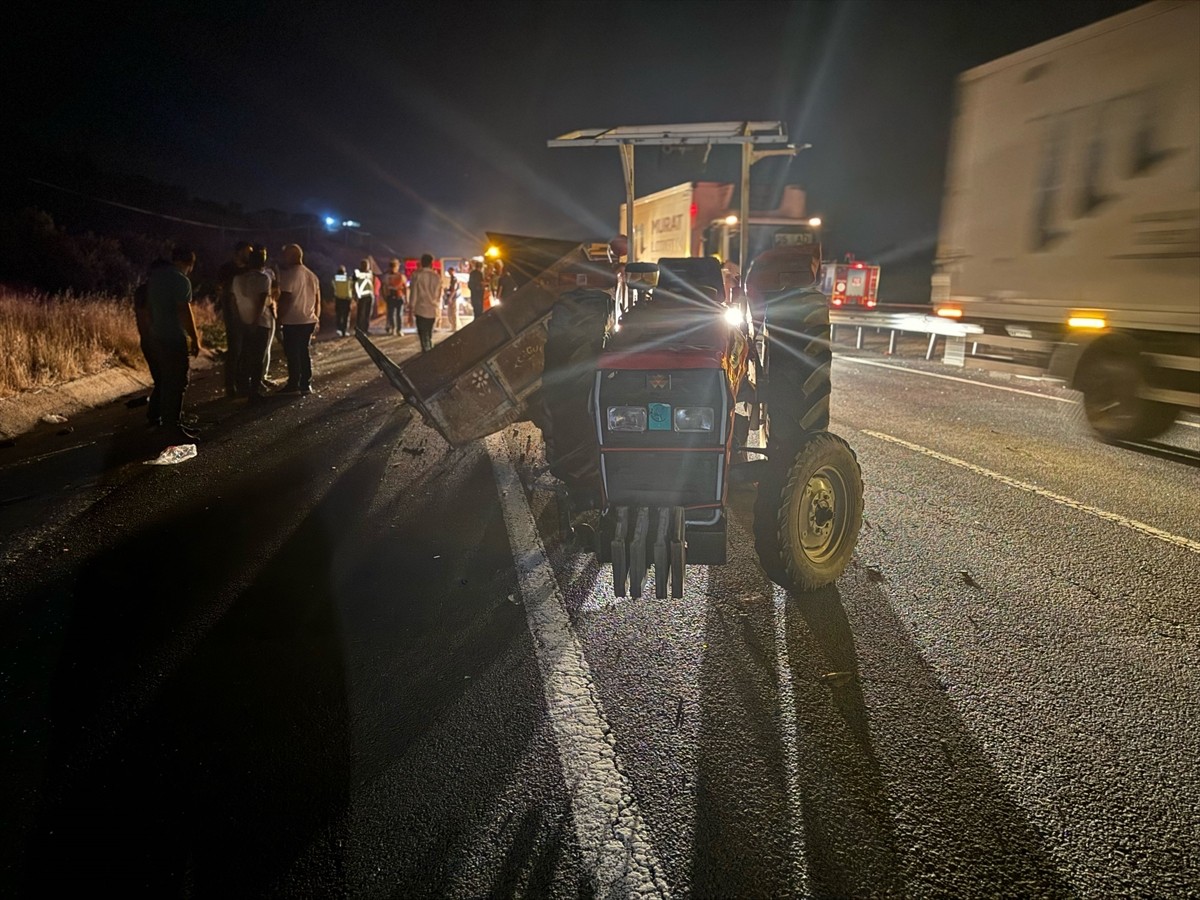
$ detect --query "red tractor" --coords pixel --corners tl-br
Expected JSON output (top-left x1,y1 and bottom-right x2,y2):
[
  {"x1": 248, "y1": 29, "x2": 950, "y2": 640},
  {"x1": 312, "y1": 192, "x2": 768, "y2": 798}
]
[{"x1": 541, "y1": 243, "x2": 863, "y2": 598}]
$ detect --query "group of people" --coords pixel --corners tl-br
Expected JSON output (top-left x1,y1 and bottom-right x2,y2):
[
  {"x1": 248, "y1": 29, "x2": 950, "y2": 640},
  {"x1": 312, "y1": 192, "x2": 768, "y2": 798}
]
[
  {"x1": 132, "y1": 240, "x2": 323, "y2": 445},
  {"x1": 133, "y1": 240, "x2": 509, "y2": 445},
  {"x1": 217, "y1": 241, "x2": 322, "y2": 402},
  {"x1": 333, "y1": 254, "x2": 481, "y2": 353}
]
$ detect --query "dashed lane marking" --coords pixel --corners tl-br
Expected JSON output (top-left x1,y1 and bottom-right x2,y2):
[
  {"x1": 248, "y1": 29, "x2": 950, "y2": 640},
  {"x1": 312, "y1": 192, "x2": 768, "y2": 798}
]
[
  {"x1": 484, "y1": 433, "x2": 671, "y2": 898},
  {"x1": 862, "y1": 429, "x2": 1200, "y2": 555}
]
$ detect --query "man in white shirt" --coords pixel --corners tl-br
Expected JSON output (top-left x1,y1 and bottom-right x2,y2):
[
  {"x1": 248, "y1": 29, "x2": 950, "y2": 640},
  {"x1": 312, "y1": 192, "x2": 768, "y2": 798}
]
[
  {"x1": 232, "y1": 246, "x2": 276, "y2": 401},
  {"x1": 409, "y1": 253, "x2": 442, "y2": 352},
  {"x1": 276, "y1": 243, "x2": 322, "y2": 396}
]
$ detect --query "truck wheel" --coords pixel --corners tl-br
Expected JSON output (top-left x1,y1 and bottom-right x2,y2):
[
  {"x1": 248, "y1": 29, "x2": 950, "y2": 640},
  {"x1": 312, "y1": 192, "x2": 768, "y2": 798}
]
[
  {"x1": 542, "y1": 289, "x2": 612, "y2": 501},
  {"x1": 763, "y1": 297, "x2": 831, "y2": 452},
  {"x1": 773, "y1": 432, "x2": 863, "y2": 592},
  {"x1": 1076, "y1": 340, "x2": 1178, "y2": 442}
]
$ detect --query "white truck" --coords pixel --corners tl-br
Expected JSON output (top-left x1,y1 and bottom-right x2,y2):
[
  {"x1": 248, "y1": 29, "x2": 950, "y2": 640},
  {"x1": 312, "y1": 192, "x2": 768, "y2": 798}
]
[
  {"x1": 932, "y1": 0, "x2": 1200, "y2": 442},
  {"x1": 620, "y1": 181, "x2": 818, "y2": 268}
]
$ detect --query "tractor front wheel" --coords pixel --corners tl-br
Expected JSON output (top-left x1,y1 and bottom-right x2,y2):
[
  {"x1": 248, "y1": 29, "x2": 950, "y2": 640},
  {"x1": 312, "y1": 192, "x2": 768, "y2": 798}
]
[{"x1": 774, "y1": 432, "x2": 863, "y2": 592}]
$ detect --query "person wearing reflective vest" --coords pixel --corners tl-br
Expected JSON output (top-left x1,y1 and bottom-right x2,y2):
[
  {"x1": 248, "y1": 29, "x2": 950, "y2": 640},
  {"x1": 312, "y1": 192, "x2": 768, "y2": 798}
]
[
  {"x1": 353, "y1": 260, "x2": 376, "y2": 335},
  {"x1": 332, "y1": 266, "x2": 354, "y2": 337}
]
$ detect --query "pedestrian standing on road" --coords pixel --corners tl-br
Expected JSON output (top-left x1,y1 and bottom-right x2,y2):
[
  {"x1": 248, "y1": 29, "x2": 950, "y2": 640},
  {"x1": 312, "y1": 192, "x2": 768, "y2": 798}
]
[
  {"x1": 443, "y1": 267, "x2": 461, "y2": 331},
  {"x1": 409, "y1": 253, "x2": 442, "y2": 352},
  {"x1": 276, "y1": 243, "x2": 322, "y2": 397},
  {"x1": 233, "y1": 245, "x2": 276, "y2": 401},
  {"x1": 133, "y1": 257, "x2": 171, "y2": 428},
  {"x1": 146, "y1": 245, "x2": 203, "y2": 442},
  {"x1": 263, "y1": 261, "x2": 282, "y2": 390},
  {"x1": 496, "y1": 263, "x2": 517, "y2": 303},
  {"x1": 382, "y1": 258, "x2": 408, "y2": 335},
  {"x1": 468, "y1": 259, "x2": 485, "y2": 321},
  {"x1": 217, "y1": 240, "x2": 253, "y2": 397},
  {"x1": 332, "y1": 265, "x2": 353, "y2": 336},
  {"x1": 353, "y1": 259, "x2": 376, "y2": 335}
]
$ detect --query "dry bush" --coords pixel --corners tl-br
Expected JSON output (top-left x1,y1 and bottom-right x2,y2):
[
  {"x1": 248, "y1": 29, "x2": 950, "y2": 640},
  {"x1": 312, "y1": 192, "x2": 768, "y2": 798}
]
[{"x1": 0, "y1": 290, "x2": 220, "y2": 399}]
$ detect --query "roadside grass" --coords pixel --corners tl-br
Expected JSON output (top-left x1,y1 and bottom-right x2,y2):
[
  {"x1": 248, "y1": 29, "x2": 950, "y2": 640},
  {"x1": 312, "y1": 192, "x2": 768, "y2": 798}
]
[{"x1": 0, "y1": 289, "x2": 221, "y2": 399}]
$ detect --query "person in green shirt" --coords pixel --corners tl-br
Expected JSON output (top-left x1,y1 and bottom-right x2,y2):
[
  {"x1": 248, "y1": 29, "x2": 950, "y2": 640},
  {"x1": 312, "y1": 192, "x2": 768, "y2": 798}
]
[{"x1": 146, "y1": 245, "x2": 203, "y2": 443}]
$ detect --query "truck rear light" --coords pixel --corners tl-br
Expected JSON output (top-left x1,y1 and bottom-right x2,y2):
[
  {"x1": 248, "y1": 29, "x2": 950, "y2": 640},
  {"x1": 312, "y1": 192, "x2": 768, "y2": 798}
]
[
  {"x1": 1067, "y1": 315, "x2": 1107, "y2": 330},
  {"x1": 673, "y1": 407, "x2": 714, "y2": 432},
  {"x1": 936, "y1": 307, "x2": 963, "y2": 318},
  {"x1": 832, "y1": 297, "x2": 843, "y2": 306},
  {"x1": 607, "y1": 406, "x2": 647, "y2": 432},
  {"x1": 866, "y1": 299, "x2": 877, "y2": 308}
]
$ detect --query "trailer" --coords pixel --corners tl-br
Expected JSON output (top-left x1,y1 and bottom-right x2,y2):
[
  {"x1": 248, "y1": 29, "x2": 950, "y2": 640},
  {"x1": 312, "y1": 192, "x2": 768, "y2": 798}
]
[{"x1": 357, "y1": 233, "x2": 616, "y2": 446}]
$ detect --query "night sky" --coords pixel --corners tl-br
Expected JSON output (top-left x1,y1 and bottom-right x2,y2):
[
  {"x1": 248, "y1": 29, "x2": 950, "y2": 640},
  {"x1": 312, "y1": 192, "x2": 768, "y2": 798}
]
[{"x1": 6, "y1": 0, "x2": 1142, "y2": 263}]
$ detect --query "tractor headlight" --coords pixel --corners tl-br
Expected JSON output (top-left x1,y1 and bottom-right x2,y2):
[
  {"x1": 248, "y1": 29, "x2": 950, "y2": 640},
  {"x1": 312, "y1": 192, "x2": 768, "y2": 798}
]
[
  {"x1": 607, "y1": 406, "x2": 647, "y2": 432},
  {"x1": 673, "y1": 407, "x2": 714, "y2": 432}
]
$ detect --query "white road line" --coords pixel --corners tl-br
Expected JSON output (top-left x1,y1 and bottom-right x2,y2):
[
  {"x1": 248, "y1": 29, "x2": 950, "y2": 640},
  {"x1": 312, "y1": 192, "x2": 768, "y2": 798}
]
[
  {"x1": 837, "y1": 357, "x2": 1074, "y2": 402},
  {"x1": 839, "y1": 356, "x2": 1200, "y2": 429},
  {"x1": 484, "y1": 433, "x2": 670, "y2": 898},
  {"x1": 861, "y1": 429, "x2": 1200, "y2": 555},
  {"x1": 772, "y1": 585, "x2": 812, "y2": 897}
]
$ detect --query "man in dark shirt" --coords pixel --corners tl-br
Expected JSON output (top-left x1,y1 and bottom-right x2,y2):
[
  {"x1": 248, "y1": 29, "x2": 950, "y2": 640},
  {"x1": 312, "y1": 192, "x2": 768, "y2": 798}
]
[
  {"x1": 496, "y1": 264, "x2": 517, "y2": 302},
  {"x1": 147, "y1": 245, "x2": 203, "y2": 443},
  {"x1": 217, "y1": 241, "x2": 252, "y2": 397},
  {"x1": 468, "y1": 259, "x2": 485, "y2": 320},
  {"x1": 133, "y1": 258, "x2": 171, "y2": 427}
]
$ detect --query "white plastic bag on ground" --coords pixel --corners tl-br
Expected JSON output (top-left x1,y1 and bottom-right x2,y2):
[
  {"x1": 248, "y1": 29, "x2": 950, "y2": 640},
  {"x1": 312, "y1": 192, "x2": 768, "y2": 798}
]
[
  {"x1": 145, "y1": 444, "x2": 197, "y2": 465},
  {"x1": 41, "y1": 414, "x2": 68, "y2": 424}
]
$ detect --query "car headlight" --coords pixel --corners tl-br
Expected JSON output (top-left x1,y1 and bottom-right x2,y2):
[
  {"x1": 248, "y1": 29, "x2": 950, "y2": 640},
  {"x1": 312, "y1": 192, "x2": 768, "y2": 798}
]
[
  {"x1": 674, "y1": 406, "x2": 714, "y2": 432},
  {"x1": 607, "y1": 406, "x2": 647, "y2": 432}
]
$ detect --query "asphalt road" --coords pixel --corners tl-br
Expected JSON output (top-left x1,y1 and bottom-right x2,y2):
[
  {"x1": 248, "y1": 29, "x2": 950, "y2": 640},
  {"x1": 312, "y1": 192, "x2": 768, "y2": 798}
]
[{"x1": 1, "y1": 329, "x2": 1197, "y2": 898}]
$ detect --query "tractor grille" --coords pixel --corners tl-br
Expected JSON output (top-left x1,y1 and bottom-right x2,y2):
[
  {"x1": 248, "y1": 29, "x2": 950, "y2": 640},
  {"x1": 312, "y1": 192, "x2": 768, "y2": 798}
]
[{"x1": 601, "y1": 450, "x2": 723, "y2": 507}]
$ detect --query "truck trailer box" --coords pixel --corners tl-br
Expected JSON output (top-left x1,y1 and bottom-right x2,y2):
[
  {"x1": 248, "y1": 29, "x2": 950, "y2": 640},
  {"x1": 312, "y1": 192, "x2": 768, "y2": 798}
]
[
  {"x1": 933, "y1": 0, "x2": 1200, "y2": 439},
  {"x1": 935, "y1": 0, "x2": 1199, "y2": 327}
]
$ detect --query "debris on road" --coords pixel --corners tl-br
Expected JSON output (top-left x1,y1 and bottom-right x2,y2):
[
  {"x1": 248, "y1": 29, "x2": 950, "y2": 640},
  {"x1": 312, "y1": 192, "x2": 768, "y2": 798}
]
[
  {"x1": 959, "y1": 569, "x2": 981, "y2": 588},
  {"x1": 40, "y1": 414, "x2": 68, "y2": 425},
  {"x1": 864, "y1": 563, "x2": 886, "y2": 583},
  {"x1": 819, "y1": 671, "x2": 854, "y2": 686},
  {"x1": 145, "y1": 444, "x2": 198, "y2": 465}
]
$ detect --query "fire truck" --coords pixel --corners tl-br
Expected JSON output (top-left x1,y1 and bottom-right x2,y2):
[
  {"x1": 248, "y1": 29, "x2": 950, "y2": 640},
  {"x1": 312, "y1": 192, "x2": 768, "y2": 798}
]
[{"x1": 819, "y1": 256, "x2": 881, "y2": 310}]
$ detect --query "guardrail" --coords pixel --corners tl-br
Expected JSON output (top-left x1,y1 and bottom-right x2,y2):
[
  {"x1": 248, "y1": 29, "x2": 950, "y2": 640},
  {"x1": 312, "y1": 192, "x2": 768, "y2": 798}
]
[{"x1": 829, "y1": 307, "x2": 983, "y2": 361}]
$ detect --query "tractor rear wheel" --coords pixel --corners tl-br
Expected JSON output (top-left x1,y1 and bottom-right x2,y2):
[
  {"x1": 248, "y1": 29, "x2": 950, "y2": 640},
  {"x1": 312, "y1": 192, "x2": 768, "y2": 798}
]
[
  {"x1": 775, "y1": 432, "x2": 863, "y2": 592},
  {"x1": 763, "y1": 295, "x2": 831, "y2": 450},
  {"x1": 541, "y1": 289, "x2": 612, "y2": 502}
]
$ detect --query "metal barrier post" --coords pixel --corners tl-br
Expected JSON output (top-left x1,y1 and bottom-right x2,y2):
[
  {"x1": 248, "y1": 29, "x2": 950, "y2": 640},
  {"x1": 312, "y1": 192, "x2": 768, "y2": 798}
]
[
  {"x1": 887, "y1": 330, "x2": 897, "y2": 355},
  {"x1": 856, "y1": 326, "x2": 864, "y2": 349},
  {"x1": 926, "y1": 332, "x2": 938, "y2": 360}
]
